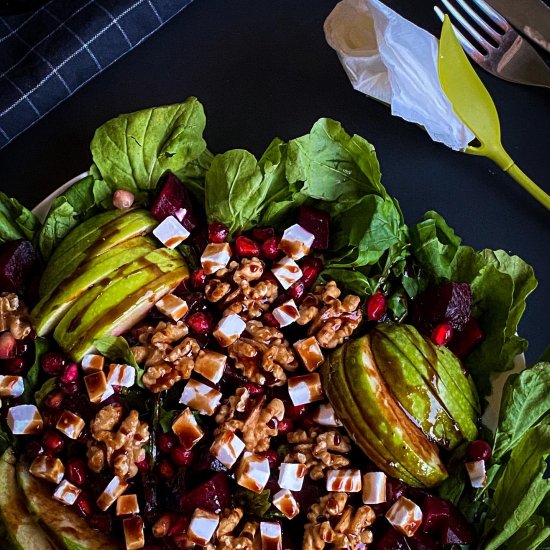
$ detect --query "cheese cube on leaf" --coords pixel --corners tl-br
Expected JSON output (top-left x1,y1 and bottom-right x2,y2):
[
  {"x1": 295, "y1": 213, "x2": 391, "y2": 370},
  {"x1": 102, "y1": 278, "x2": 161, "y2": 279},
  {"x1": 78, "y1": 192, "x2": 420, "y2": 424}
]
[
  {"x1": 106, "y1": 363, "x2": 136, "y2": 388},
  {"x1": 56, "y1": 410, "x2": 85, "y2": 440},
  {"x1": 153, "y1": 216, "x2": 190, "y2": 248},
  {"x1": 172, "y1": 408, "x2": 204, "y2": 449},
  {"x1": 288, "y1": 373, "x2": 324, "y2": 406},
  {"x1": 29, "y1": 455, "x2": 64, "y2": 484},
  {"x1": 271, "y1": 257, "x2": 302, "y2": 289},
  {"x1": 279, "y1": 224, "x2": 315, "y2": 259},
  {"x1": 236, "y1": 452, "x2": 270, "y2": 494},
  {"x1": 179, "y1": 379, "x2": 222, "y2": 416},
  {"x1": 278, "y1": 463, "x2": 307, "y2": 491},
  {"x1": 385, "y1": 496, "x2": 423, "y2": 537},
  {"x1": 465, "y1": 460, "x2": 487, "y2": 488},
  {"x1": 213, "y1": 314, "x2": 246, "y2": 347},
  {"x1": 272, "y1": 489, "x2": 300, "y2": 519},
  {"x1": 81, "y1": 354, "x2": 105, "y2": 373},
  {"x1": 210, "y1": 431, "x2": 245, "y2": 469},
  {"x1": 201, "y1": 243, "x2": 232, "y2": 275}
]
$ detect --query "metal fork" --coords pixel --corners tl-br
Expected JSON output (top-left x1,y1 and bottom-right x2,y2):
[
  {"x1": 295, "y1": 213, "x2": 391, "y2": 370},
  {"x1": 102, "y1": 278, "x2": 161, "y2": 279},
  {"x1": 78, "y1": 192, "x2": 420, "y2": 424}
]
[{"x1": 434, "y1": 0, "x2": 550, "y2": 88}]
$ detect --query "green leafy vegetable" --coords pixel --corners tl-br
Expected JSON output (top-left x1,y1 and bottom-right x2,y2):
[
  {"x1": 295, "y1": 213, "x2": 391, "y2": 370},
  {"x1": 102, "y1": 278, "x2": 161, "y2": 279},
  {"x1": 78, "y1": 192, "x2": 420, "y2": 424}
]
[
  {"x1": 21, "y1": 337, "x2": 49, "y2": 404},
  {"x1": 504, "y1": 515, "x2": 550, "y2": 550},
  {"x1": 234, "y1": 487, "x2": 272, "y2": 518},
  {"x1": 34, "y1": 377, "x2": 58, "y2": 407},
  {"x1": 93, "y1": 335, "x2": 143, "y2": 386},
  {"x1": 0, "y1": 192, "x2": 40, "y2": 243},
  {"x1": 492, "y1": 362, "x2": 550, "y2": 461},
  {"x1": 91, "y1": 97, "x2": 207, "y2": 195}
]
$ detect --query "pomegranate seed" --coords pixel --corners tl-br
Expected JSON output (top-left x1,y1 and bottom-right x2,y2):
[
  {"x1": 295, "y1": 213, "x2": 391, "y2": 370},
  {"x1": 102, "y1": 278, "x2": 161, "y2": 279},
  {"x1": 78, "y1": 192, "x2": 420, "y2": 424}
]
[
  {"x1": 186, "y1": 312, "x2": 212, "y2": 336},
  {"x1": 431, "y1": 323, "x2": 454, "y2": 346},
  {"x1": 253, "y1": 227, "x2": 276, "y2": 242},
  {"x1": 367, "y1": 291, "x2": 387, "y2": 321},
  {"x1": 235, "y1": 236, "x2": 260, "y2": 257},
  {"x1": 262, "y1": 449, "x2": 279, "y2": 468},
  {"x1": 208, "y1": 222, "x2": 229, "y2": 243},
  {"x1": 74, "y1": 493, "x2": 93, "y2": 518},
  {"x1": 449, "y1": 318, "x2": 485, "y2": 359},
  {"x1": 288, "y1": 280, "x2": 306, "y2": 303},
  {"x1": 286, "y1": 404, "x2": 308, "y2": 420},
  {"x1": 244, "y1": 382, "x2": 264, "y2": 396},
  {"x1": 66, "y1": 458, "x2": 87, "y2": 486},
  {"x1": 300, "y1": 257, "x2": 323, "y2": 288},
  {"x1": 260, "y1": 237, "x2": 280, "y2": 260},
  {"x1": 277, "y1": 418, "x2": 294, "y2": 435},
  {"x1": 42, "y1": 430, "x2": 65, "y2": 453},
  {"x1": 0, "y1": 332, "x2": 16, "y2": 359},
  {"x1": 40, "y1": 351, "x2": 65, "y2": 375},
  {"x1": 43, "y1": 390, "x2": 64, "y2": 410},
  {"x1": 60, "y1": 362, "x2": 79, "y2": 383},
  {"x1": 169, "y1": 515, "x2": 191, "y2": 536},
  {"x1": 158, "y1": 432, "x2": 179, "y2": 453},
  {"x1": 136, "y1": 456, "x2": 150, "y2": 472},
  {"x1": 170, "y1": 447, "x2": 194, "y2": 466},
  {"x1": 262, "y1": 312, "x2": 280, "y2": 328},
  {"x1": 158, "y1": 458, "x2": 176, "y2": 479},
  {"x1": 2, "y1": 356, "x2": 25, "y2": 374},
  {"x1": 191, "y1": 269, "x2": 207, "y2": 290},
  {"x1": 466, "y1": 440, "x2": 492, "y2": 462}
]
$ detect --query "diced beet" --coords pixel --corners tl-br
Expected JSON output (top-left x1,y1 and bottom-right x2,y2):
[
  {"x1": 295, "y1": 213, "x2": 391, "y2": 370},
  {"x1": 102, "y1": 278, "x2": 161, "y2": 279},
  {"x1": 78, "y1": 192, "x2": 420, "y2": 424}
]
[
  {"x1": 0, "y1": 331, "x2": 16, "y2": 359},
  {"x1": 178, "y1": 472, "x2": 230, "y2": 514},
  {"x1": 299, "y1": 206, "x2": 330, "y2": 250},
  {"x1": 409, "y1": 530, "x2": 439, "y2": 550},
  {"x1": 421, "y1": 495, "x2": 475, "y2": 545},
  {"x1": 0, "y1": 240, "x2": 38, "y2": 292},
  {"x1": 190, "y1": 445, "x2": 227, "y2": 475},
  {"x1": 299, "y1": 257, "x2": 324, "y2": 289},
  {"x1": 292, "y1": 476, "x2": 325, "y2": 514},
  {"x1": 372, "y1": 528, "x2": 409, "y2": 550},
  {"x1": 412, "y1": 282, "x2": 472, "y2": 334},
  {"x1": 253, "y1": 227, "x2": 276, "y2": 242},
  {"x1": 171, "y1": 447, "x2": 194, "y2": 466},
  {"x1": 449, "y1": 318, "x2": 485, "y2": 358},
  {"x1": 151, "y1": 173, "x2": 197, "y2": 231},
  {"x1": 235, "y1": 236, "x2": 260, "y2": 257}
]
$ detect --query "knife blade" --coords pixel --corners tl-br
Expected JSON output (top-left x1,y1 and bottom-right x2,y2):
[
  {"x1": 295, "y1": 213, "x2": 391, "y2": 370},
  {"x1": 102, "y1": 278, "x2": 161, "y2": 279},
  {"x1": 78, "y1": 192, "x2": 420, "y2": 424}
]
[{"x1": 485, "y1": 0, "x2": 550, "y2": 53}]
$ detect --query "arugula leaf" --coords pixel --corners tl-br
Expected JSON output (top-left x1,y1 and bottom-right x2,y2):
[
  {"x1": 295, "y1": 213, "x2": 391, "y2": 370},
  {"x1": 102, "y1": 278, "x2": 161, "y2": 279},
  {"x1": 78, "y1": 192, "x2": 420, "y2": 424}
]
[
  {"x1": 34, "y1": 377, "x2": 58, "y2": 407},
  {"x1": 492, "y1": 362, "x2": 550, "y2": 461},
  {"x1": 91, "y1": 97, "x2": 207, "y2": 194},
  {"x1": 0, "y1": 192, "x2": 40, "y2": 243},
  {"x1": 482, "y1": 424, "x2": 550, "y2": 549},
  {"x1": 21, "y1": 337, "x2": 49, "y2": 404},
  {"x1": 93, "y1": 336, "x2": 143, "y2": 386},
  {"x1": 36, "y1": 175, "x2": 111, "y2": 260},
  {"x1": 504, "y1": 515, "x2": 550, "y2": 550},
  {"x1": 234, "y1": 487, "x2": 272, "y2": 518}
]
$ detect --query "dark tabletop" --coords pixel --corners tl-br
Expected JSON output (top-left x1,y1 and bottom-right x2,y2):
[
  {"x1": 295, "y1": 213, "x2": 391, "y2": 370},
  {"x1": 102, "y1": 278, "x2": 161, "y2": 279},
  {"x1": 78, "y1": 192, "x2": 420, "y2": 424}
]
[{"x1": 0, "y1": 0, "x2": 548, "y2": 364}]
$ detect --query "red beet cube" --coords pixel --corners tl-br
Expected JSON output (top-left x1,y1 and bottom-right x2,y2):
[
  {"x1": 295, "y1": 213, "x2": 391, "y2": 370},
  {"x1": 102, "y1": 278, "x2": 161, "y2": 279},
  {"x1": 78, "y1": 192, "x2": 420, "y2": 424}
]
[
  {"x1": 252, "y1": 227, "x2": 276, "y2": 242},
  {"x1": 0, "y1": 240, "x2": 38, "y2": 292},
  {"x1": 151, "y1": 173, "x2": 197, "y2": 231},
  {"x1": 421, "y1": 495, "x2": 475, "y2": 545},
  {"x1": 449, "y1": 318, "x2": 485, "y2": 358},
  {"x1": 178, "y1": 472, "x2": 231, "y2": 514},
  {"x1": 372, "y1": 528, "x2": 409, "y2": 550},
  {"x1": 299, "y1": 206, "x2": 330, "y2": 250}
]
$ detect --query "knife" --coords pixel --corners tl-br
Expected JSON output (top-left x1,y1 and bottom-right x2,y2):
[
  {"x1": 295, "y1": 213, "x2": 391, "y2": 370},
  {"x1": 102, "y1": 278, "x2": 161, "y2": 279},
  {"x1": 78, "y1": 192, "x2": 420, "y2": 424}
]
[{"x1": 485, "y1": 0, "x2": 550, "y2": 53}]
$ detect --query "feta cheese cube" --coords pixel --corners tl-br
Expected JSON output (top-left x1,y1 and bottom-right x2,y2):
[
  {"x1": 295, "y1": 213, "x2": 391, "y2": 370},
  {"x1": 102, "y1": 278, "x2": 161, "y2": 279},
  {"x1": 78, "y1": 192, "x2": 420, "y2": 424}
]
[
  {"x1": 81, "y1": 354, "x2": 105, "y2": 373},
  {"x1": 260, "y1": 522, "x2": 282, "y2": 550},
  {"x1": 0, "y1": 375, "x2": 24, "y2": 397},
  {"x1": 179, "y1": 379, "x2": 222, "y2": 416},
  {"x1": 201, "y1": 243, "x2": 232, "y2": 275},
  {"x1": 278, "y1": 463, "x2": 307, "y2": 491},
  {"x1": 362, "y1": 472, "x2": 387, "y2": 504},
  {"x1": 116, "y1": 494, "x2": 140, "y2": 516},
  {"x1": 287, "y1": 373, "x2": 324, "y2": 406},
  {"x1": 271, "y1": 256, "x2": 303, "y2": 289},
  {"x1": 293, "y1": 336, "x2": 324, "y2": 372},
  {"x1": 272, "y1": 489, "x2": 300, "y2": 519},
  {"x1": 187, "y1": 508, "x2": 220, "y2": 546},
  {"x1": 385, "y1": 496, "x2": 423, "y2": 537},
  {"x1": 123, "y1": 516, "x2": 145, "y2": 550},
  {"x1": 210, "y1": 431, "x2": 246, "y2": 469},
  {"x1": 156, "y1": 294, "x2": 189, "y2": 321},
  {"x1": 53, "y1": 479, "x2": 81, "y2": 506},
  {"x1": 172, "y1": 408, "x2": 204, "y2": 449},
  {"x1": 326, "y1": 469, "x2": 362, "y2": 493},
  {"x1": 97, "y1": 476, "x2": 129, "y2": 511},
  {"x1": 465, "y1": 460, "x2": 487, "y2": 488},
  {"x1": 279, "y1": 224, "x2": 315, "y2": 260},
  {"x1": 236, "y1": 452, "x2": 271, "y2": 494},
  {"x1": 194, "y1": 349, "x2": 227, "y2": 383},
  {"x1": 56, "y1": 410, "x2": 86, "y2": 440},
  {"x1": 29, "y1": 455, "x2": 64, "y2": 484},
  {"x1": 106, "y1": 363, "x2": 136, "y2": 388},
  {"x1": 213, "y1": 314, "x2": 246, "y2": 347},
  {"x1": 313, "y1": 403, "x2": 343, "y2": 427},
  {"x1": 7, "y1": 404, "x2": 43, "y2": 435},
  {"x1": 153, "y1": 216, "x2": 190, "y2": 248},
  {"x1": 272, "y1": 299, "x2": 300, "y2": 327},
  {"x1": 84, "y1": 371, "x2": 114, "y2": 404}
]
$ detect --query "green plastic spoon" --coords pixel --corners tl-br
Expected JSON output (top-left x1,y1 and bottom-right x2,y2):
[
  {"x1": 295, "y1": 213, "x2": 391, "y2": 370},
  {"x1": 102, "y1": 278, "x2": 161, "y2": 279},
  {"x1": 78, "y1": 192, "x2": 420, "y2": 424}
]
[{"x1": 438, "y1": 16, "x2": 550, "y2": 210}]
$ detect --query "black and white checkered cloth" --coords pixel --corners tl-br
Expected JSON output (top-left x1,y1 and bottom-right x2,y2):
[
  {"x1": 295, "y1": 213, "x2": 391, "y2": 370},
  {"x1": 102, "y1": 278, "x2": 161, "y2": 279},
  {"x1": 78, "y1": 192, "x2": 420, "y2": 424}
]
[{"x1": 0, "y1": 0, "x2": 193, "y2": 149}]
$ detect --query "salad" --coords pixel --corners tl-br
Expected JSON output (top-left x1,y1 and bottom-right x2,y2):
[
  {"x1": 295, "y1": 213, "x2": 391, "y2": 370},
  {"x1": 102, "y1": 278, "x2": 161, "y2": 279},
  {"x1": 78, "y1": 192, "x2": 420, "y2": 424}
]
[{"x1": 0, "y1": 96, "x2": 548, "y2": 550}]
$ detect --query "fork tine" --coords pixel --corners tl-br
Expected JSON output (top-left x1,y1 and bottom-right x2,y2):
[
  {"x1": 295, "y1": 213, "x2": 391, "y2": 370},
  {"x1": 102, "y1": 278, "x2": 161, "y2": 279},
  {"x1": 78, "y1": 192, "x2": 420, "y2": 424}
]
[
  {"x1": 434, "y1": 6, "x2": 482, "y2": 61},
  {"x1": 472, "y1": 0, "x2": 509, "y2": 31},
  {"x1": 455, "y1": 0, "x2": 501, "y2": 42},
  {"x1": 441, "y1": 0, "x2": 494, "y2": 53}
]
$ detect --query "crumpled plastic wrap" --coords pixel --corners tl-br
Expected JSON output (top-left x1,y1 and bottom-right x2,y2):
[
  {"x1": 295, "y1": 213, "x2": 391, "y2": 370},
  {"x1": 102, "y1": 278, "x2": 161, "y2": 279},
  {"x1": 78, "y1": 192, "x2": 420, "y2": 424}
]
[{"x1": 324, "y1": 0, "x2": 474, "y2": 151}]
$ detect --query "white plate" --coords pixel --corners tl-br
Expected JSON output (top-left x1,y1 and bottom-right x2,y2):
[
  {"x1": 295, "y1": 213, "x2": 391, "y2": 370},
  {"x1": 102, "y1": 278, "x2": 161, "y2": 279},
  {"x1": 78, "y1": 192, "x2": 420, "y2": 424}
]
[{"x1": 31, "y1": 174, "x2": 523, "y2": 432}]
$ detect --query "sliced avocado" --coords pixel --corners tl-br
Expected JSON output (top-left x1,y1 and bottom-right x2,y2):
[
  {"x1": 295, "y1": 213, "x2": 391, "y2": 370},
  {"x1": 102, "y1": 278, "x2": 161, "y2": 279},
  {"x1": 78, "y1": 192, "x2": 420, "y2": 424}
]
[
  {"x1": 0, "y1": 449, "x2": 56, "y2": 550},
  {"x1": 70, "y1": 264, "x2": 189, "y2": 360},
  {"x1": 54, "y1": 248, "x2": 187, "y2": 356},
  {"x1": 32, "y1": 236, "x2": 156, "y2": 336},
  {"x1": 40, "y1": 209, "x2": 157, "y2": 299},
  {"x1": 16, "y1": 460, "x2": 120, "y2": 550}
]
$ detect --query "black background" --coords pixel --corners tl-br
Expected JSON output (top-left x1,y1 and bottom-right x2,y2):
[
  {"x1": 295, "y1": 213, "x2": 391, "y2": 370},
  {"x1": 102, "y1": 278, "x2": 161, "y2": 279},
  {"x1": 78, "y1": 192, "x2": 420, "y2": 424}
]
[{"x1": 0, "y1": 0, "x2": 548, "y2": 365}]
